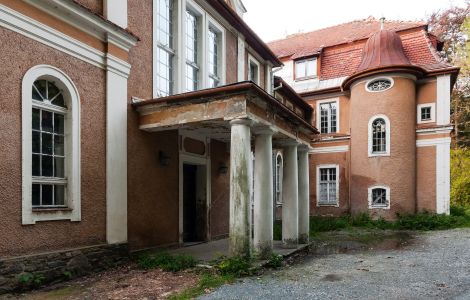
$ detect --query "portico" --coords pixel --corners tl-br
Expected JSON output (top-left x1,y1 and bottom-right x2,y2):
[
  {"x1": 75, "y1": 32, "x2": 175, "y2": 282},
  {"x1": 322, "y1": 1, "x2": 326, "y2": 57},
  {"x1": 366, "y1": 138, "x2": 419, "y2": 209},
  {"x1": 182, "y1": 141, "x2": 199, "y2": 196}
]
[{"x1": 133, "y1": 82, "x2": 316, "y2": 258}]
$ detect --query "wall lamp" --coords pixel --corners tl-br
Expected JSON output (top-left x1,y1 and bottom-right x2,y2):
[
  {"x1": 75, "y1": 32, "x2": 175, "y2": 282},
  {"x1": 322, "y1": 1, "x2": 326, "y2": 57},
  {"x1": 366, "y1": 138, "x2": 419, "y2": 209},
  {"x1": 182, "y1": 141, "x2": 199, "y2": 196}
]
[{"x1": 159, "y1": 151, "x2": 171, "y2": 166}]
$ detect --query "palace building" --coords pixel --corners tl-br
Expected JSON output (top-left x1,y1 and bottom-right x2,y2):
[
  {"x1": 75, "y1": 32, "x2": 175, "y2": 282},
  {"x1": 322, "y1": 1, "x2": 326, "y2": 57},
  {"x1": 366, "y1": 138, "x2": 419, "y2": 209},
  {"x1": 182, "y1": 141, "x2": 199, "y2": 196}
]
[{"x1": 0, "y1": 1, "x2": 458, "y2": 292}]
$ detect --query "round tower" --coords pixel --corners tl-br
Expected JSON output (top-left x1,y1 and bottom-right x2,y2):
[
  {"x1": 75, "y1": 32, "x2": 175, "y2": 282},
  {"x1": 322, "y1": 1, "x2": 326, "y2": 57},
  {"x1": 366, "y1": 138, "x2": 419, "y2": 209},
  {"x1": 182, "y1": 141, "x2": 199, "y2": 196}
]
[{"x1": 342, "y1": 29, "x2": 425, "y2": 219}]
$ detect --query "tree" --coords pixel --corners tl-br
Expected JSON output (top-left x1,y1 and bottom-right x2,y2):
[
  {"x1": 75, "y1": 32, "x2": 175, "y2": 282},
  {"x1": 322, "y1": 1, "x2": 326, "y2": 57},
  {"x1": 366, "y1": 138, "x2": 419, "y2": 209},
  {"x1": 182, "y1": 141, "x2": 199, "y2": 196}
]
[{"x1": 428, "y1": 2, "x2": 470, "y2": 147}]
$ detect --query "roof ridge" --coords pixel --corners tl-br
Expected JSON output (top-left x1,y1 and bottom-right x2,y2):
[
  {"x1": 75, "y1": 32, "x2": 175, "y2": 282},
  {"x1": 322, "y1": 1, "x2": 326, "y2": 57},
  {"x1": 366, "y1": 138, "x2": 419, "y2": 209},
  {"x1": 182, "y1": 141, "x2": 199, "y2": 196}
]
[{"x1": 267, "y1": 17, "x2": 427, "y2": 45}]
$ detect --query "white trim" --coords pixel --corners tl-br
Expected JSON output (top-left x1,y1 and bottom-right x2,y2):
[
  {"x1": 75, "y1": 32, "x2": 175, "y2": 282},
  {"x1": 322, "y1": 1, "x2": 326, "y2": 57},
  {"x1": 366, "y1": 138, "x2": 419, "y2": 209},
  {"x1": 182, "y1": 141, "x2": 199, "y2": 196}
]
[
  {"x1": 416, "y1": 126, "x2": 453, "y2": 135},
  {"x1": 436, "y1": 140, "x2": 450, "y2": 215},
  {"x1": 417, "y1": 103, "x2": 436, "y2": 124},
  {"x1": 365, "y1": 77, "x2": 395, "y2": 93},
  {"x1": 237, "y1": 36, "x2": 245, "y2": 82},
  {"x1": 310, "y1": 145, "x2": 349, "y2": 154},
  {"x1": 436, "y1": 75, "x2": 451, "y2": 125},
  {"x1": 104, "y1": 0, "x2": 128, "y2": 28},
  {"x1": 24, "y1": 0, "x2": 136, "y2": 49},
  {"x1": 316, "y1": 164, "x2": 340, "y2": 207},
  {"x1": 22, "y1": 65, "x2": 81, "y2": 224},
  {"x1": 0, "y1": 4, "x2": 131, "y2": 77},
  {"x1": 265, "y1": 63, "x2": 273, "y2": 95},
  {"x1": 416, "y1": 137, "x2": 452, "y2": 147},
  {"x1": 316, "y1": 98, "x2": 340, "y2": 134},
  {"x1": 368, "y1": 114, "x2": 391, "y2": 157},
  {"x1": 368, "y1": 185, "x2": 391, "y2": 209},
  {"x1": 106, "y1": 71, "x2": 128, "y2": 244},
  {"x1": 248, "y1": 53, "x2": 261, "y2": 85}
]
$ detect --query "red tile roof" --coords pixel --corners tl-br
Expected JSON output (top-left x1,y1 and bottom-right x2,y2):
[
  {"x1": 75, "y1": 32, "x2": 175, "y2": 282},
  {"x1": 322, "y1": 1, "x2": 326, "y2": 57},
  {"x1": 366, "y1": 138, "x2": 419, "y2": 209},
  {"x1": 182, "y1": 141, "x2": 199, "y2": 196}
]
[
  {"x1": 268, "y1": 17, "x2": 426, "y2": 59},
  {"x1": 268, "y1": 17, "x2": 455, "y2": 82}
]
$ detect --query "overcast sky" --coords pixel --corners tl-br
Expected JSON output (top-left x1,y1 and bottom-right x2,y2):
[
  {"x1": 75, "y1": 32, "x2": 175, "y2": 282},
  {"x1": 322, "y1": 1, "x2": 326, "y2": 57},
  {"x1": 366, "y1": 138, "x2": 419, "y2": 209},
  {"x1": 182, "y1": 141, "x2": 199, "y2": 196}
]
[{"x1": 242, "y1": 0, "x2": 468, "y2": 42}]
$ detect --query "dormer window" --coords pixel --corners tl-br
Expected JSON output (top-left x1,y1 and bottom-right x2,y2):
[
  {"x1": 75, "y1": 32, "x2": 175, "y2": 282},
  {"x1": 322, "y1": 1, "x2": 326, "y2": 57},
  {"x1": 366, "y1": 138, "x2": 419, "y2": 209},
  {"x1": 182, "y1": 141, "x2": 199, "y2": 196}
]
[{"x1": 295, "y1": 58, "x2": 317, "y2": 80}]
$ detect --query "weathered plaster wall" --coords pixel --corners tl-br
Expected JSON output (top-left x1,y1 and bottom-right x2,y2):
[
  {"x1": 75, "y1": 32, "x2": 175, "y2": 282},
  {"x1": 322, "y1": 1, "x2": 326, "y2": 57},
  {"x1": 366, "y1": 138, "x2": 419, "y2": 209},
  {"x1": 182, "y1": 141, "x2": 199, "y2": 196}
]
[
  {"x1": 210, "y1": 140, "x2": 230, "y2": 239},
  {"x1": 0, "y1": 27, "x2": 107, "y2": 257},
  {"x1": 350, "y1": 76, "x2": 417, "y2": 219},
  {"x1": 416, "y1": 146, "x2": 437, "y2": 212},
  {"x1": 225, "y1": 30, "x2": 238, "y2": 84},
  {"x1": 309, "y1": 151, "x2": 350, "y2": 216}
]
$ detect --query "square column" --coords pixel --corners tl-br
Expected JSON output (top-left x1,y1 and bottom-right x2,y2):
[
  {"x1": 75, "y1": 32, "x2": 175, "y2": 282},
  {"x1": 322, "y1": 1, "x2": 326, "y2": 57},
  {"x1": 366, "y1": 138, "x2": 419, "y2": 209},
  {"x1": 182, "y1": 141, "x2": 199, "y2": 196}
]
[
  {"x1": 282, "y1": 141, "x2": 299, "y2": 248},
  {"x1": 229, "y1": 119, "x2": 253, "y2": 257},
  {"x1": 253, "y1": 128, "x2": 275, "y2": 258},
  {"x1": 298, "y1": 146, "x2": 310, "y2": 244}
]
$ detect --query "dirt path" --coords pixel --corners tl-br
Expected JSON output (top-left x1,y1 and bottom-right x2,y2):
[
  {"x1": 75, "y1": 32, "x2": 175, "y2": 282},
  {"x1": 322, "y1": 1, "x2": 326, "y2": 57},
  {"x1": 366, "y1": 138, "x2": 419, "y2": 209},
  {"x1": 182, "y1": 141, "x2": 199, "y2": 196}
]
[
  {"x1": 201, "y1": 228, "x2": 470, "y2": 300},
  {"x1": 1, "y1": 264, "x2": 199, "y2": 300}
]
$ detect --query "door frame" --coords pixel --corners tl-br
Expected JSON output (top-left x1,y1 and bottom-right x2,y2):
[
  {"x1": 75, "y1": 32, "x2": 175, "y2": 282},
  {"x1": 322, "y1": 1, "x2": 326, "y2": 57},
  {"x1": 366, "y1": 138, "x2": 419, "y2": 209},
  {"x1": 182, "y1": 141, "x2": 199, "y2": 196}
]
[{"x1": 178, "y1": 143, "x2": 211, "y2": 244}]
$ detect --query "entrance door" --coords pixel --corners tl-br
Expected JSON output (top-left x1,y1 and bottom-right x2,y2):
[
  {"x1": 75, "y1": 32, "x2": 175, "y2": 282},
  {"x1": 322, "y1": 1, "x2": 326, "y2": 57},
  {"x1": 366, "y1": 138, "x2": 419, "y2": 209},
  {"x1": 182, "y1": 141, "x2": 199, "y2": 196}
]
[{"x1": 183, "y1": 163, "x2": 207, "y2": 243}]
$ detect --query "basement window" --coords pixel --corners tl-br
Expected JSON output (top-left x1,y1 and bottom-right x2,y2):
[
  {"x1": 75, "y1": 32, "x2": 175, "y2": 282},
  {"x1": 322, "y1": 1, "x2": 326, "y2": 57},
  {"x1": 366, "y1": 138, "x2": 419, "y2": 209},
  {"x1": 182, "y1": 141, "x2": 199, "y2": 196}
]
[{"x1": 368, "y1": 186, "x2": 390, "y2": 209}]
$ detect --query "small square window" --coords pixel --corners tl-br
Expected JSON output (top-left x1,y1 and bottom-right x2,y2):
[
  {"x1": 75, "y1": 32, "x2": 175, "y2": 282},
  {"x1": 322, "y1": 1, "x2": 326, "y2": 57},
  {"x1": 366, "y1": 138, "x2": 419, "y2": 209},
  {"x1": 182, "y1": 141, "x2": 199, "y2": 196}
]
[{"x1": 421, "y1": 107, "x2": 431, "y2": 121}]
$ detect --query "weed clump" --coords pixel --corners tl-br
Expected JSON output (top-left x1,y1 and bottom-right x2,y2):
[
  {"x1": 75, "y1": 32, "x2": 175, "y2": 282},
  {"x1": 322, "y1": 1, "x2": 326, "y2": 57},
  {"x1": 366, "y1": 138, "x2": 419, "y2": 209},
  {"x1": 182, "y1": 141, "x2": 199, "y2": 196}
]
[{"x1": 137, "y1": 252, "x2": 196, "y2": 272}]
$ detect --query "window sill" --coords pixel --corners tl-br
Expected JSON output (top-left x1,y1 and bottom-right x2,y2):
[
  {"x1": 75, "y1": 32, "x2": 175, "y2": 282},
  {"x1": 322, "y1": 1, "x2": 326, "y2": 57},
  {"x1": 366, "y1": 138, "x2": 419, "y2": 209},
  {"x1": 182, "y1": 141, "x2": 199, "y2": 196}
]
[
  {"x1": 317, "y1": 203, "x2": 339, "y2": 207},
  {"x1": 369, "y1": 206, "x2": 390, "y2": 210},
  {"x1": 32, "y1": 207, "x2": 73, "y2": 213},
  {"x1": 368, "y1": 152, "x2": 390, "y2": 157}
]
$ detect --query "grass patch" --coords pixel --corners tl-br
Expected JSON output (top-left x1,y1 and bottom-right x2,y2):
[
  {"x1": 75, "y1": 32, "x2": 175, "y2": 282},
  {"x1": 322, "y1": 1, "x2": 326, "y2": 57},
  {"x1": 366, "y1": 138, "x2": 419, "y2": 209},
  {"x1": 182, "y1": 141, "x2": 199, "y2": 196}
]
[
  {"x1": 171, "y1": 255, "x2": 254, "y2": 299},
  {"x1": 169, "y1": 272, "x2": 235, "y2": 300},
  {"x1": 137, "y1": 252, "x2": 196, "y2": 272},
  {"x1": 307, "y1": 206, "x2": 470, "y2": 235}
]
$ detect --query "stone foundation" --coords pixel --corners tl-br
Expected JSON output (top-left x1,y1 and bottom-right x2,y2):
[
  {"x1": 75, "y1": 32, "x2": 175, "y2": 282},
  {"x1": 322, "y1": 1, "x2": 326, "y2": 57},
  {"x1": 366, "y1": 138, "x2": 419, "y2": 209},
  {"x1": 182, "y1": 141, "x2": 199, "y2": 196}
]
[{"x1": 0, "y1": 244, "x2": 129, "y2": 294}]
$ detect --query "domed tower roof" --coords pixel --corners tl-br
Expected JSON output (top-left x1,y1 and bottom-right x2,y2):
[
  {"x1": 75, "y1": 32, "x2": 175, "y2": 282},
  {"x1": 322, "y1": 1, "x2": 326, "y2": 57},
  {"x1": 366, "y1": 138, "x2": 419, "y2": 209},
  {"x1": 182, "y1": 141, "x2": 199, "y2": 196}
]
[
  {"x1": 342, "y1": 27, "x2": 425, "y2": 90},
  {"x1": 356, "y1": 29, "x2": 411, "y2": 72}
]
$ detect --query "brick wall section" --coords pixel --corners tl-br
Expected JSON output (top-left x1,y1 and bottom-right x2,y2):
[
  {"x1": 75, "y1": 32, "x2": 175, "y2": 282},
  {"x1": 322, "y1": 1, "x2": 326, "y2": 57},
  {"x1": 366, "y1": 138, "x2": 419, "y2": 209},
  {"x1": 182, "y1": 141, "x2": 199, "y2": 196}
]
[
  {"x1": 210, "y1": 140, "x2": 230, "y2": 239},
  {"x1": 0, "y1": 244, "x2": 128, "y2": 294}
]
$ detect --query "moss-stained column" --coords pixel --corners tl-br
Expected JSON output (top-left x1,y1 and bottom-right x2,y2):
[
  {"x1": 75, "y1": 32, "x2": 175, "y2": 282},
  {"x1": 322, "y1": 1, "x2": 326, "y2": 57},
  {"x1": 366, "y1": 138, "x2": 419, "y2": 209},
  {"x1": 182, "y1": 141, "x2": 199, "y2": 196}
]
[
  {"x1": 282, "y1": 141, "x2": 299, "y2": 248},
  {"x1": 253, "y1": 128, "x2": 275, "y2": 258},
  {"x1": 229, "y1": 118, "x2": 253, "y2": 257},
  {"x1": 298, "y1": 146, "x2": 310, "y2": 244}
]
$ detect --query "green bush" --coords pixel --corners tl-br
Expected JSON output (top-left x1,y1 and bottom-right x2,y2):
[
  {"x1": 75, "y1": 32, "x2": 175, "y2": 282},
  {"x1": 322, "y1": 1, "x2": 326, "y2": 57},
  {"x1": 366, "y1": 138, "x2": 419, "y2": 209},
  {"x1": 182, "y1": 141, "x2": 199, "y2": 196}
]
[
  {"x1": 216, "y1": 255, "x2": 252, "y2": 277},
  {"x1": 137, "y1": 252, "x2": 196, "y2": 272},
  {"x1": 265, "y1": 254, "x2": 283, "y2": 269},
  {"x1": 451, "y1": 148, "x2": 470, "y2": 207}
]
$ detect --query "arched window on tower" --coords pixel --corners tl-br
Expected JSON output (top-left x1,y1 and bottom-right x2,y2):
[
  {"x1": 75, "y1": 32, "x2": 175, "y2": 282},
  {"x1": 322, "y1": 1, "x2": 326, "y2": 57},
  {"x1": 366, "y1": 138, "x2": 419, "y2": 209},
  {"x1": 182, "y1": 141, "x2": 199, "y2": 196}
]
[{"x1": 368, "y1": 115, "x2": 390, "y2": 157}]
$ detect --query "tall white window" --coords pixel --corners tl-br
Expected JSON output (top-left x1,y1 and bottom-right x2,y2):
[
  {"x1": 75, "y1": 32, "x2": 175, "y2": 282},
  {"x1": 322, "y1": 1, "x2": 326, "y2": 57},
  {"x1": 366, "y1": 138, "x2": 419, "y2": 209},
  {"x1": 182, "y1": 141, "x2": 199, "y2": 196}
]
[
  {"x1": 31, "y1": 79, "x2": 67, "y2": 207},
  {"x1": 22, "y1": 65, "x2": 81, "y2": 224},
  {"x1": 273, "y1": 153, "x2": 283, "y2": 205},
  {"x1": 156, "y1": 0, "x2": 175, "y2": 97},
  {"x1": 185, "y1": 9, "x2": 199, "y2": 92},
  {"x1": 208, "y1": 28, "x2": 220, "y2": 88},
  {"x1": 248, "y1": 54, "x2": 260, "y2": 85},
  {"x1": 317, "y1": 165, "x2": 339, "y2": 206},
  {"x1": 319, "y1": 102, "x2": 337, "y2": 134},
  {"x1": 295, "y1": 58, "x2": 317, "y2": 80},
  {"x1": 368, "y1": 186, "x2": 390, "y2": 209},
  {"x1": 368, "y1": 115, "x2": 390, "y2": 157}
]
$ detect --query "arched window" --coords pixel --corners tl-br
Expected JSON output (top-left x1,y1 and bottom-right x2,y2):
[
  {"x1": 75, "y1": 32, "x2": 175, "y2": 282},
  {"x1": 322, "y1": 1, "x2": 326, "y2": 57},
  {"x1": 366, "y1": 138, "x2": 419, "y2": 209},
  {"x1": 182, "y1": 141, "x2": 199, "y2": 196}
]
[
  {"x1": 22, "y1": 65, "x2": 80, "y2": 224},
  {"x1": 368, "y1": 115, "x2": 390, "y2": 157}
]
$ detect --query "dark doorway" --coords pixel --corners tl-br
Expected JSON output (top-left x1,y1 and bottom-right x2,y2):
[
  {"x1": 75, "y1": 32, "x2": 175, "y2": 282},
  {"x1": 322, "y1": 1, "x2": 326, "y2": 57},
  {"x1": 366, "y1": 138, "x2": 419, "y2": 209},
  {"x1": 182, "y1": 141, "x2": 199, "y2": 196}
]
[{"x1": 183, "y1": 163, "x2": 207, "y2": 243}]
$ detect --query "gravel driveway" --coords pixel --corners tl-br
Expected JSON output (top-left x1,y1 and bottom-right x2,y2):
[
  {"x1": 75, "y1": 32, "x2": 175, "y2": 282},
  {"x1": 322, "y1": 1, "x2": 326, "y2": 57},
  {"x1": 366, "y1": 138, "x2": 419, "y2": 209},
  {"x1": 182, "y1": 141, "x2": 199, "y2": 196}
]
[{"x1": 201, "y1": 228, "x2": 470, "y2": 300}]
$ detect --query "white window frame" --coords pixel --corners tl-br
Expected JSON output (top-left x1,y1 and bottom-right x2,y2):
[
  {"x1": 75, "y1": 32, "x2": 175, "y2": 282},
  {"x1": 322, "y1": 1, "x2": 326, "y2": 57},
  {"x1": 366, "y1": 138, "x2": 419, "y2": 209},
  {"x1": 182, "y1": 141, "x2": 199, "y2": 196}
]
[
  {"x1": 316, "y1": 98, "x2": 340, "y2": 134},
  {"x1": 248, "y1": 53, "x2": 261, "y2": 85},
  {"x1": 295, "y1": 58, "x2": 317, "y2": 81},
  {"x1": 184, "y1": 0, "x2": 204, "y2": 92},
  {"x1": 316, "y1": 164, "x2": 339, "y2": 207},
  {"x1": 417, "y1": 103, "x2": 436, "y2": 124},
  {"x1": 274, "y1": 152, "x2": 283, "y2": 206},
  {"x1": 368, "y1": 114, "x2": 391, "y2": 157},
  {"x1": 368, "y1": 185, "x2": 391, "y2": 209},
  {"x1": 365, "y1": 77, "x2": 394, "y2": 93},
  {"x1": 22, "y1": 65, "x2": 81, "y2": 224},
  {"x1": 206, "y1": 14, "x2": 226, "y2": 88}
]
